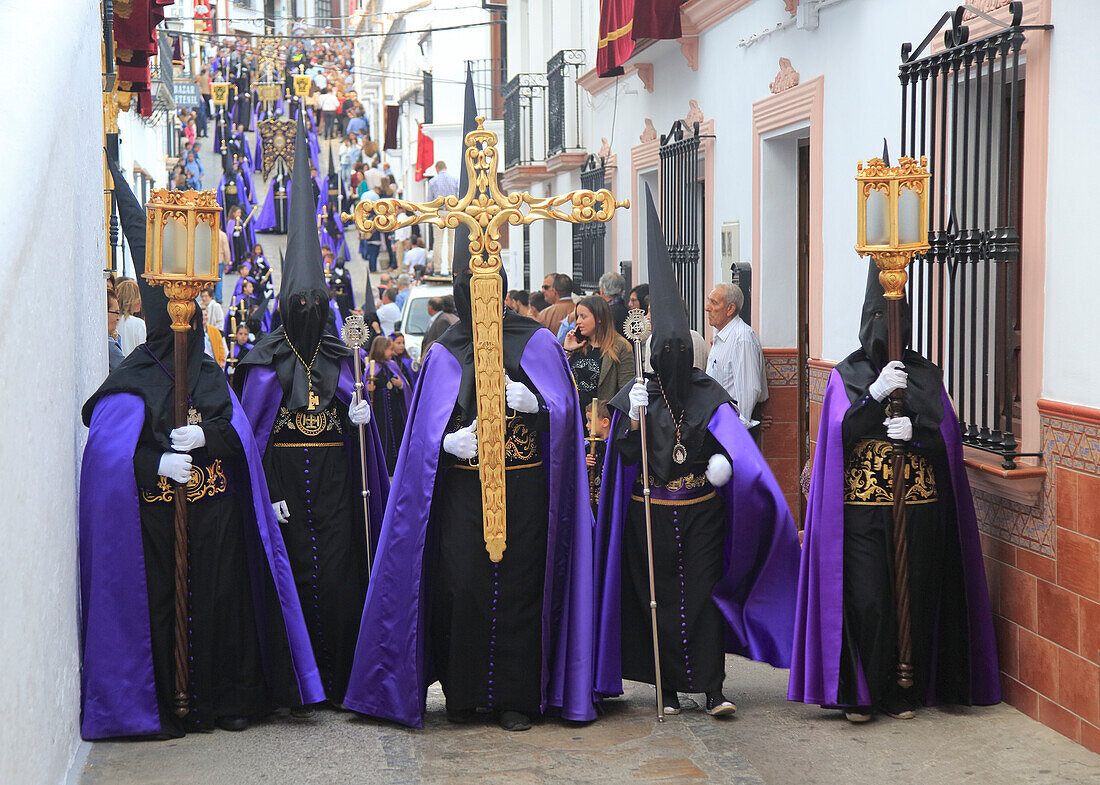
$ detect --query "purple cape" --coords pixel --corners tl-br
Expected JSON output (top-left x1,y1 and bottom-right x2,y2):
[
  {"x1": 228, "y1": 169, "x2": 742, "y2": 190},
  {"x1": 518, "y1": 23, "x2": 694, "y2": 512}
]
[
  {"x1": 593, "y1": 403, "x2": 802, "y2": 696},
  {"x1": 787, "y1": 369, "x2": 1000, "y2": 706},
  {"x1": 254, "y1": 175, "x2": 328, "y2": 234},
  {"x1": 240, "y1": 358, "x2": 389, "y2": 557},
  {"x1": 78, "y1": 391, "x2": 324, "y2": 740},
  {"x1": 343, "y1": 329, "x2": 598, "y2": 728}
]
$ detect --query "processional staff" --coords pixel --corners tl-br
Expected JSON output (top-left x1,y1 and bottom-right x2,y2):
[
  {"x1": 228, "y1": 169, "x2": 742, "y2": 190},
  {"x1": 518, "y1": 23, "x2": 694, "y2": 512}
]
[
  {"x1": 341, "y1": 313, "x2": 374, "y2": 579},
  {"x1": 854, "y1": 143, "x2": 931, "y2": 689},
  {"x1": 142, "y1": 188, "x2": 224, "y2": 716},
  {"x1": 623, "y1": 309, "x2": 666, "y2": 723},
  {"x1": 345, "y1": 116, "x2": 628, "y2": 564}
]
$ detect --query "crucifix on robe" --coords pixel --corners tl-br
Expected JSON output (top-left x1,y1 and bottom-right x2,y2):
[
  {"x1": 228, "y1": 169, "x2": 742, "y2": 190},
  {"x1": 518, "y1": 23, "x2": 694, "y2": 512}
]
[{"x1": 345, "y1": 117, "x2": 628, "y2": 562}]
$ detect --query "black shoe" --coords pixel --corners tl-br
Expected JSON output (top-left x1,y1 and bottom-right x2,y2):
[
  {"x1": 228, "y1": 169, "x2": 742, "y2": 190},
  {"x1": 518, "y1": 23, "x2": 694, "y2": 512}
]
[
  {"x1": 290, "y1": 706, "x2": 315, "y2": 719},
  {"x1": 704, "y1": 691, "x2": 737, "y2": 717},
  {"x1": 661, "y1": 689, "x2": 681, "y2": 715},
  {"x1": 499, "y1": 710, "x2": 531, "y2": 731},
  {"x1": 844, "y1": 707, "x2": 873, "y2": 723},
  {"x1": 446, "y1": 707, "x2": 476, "y2": 724},
  {"x1": 215, "y1": 715, "x2": 250, "y2": 731},
  {"x1": 879, "y1": 695, "x2": 916, "y2": 720}
]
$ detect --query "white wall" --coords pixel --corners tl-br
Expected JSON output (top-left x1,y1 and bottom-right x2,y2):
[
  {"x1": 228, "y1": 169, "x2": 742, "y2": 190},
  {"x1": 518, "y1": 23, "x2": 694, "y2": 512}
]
[
  {"x1": 0, "y1": 2, "x2": 105, "y2": 782},
  {"x1": 1042, "y1": 0, "x2": 1100, "y2": 408}
]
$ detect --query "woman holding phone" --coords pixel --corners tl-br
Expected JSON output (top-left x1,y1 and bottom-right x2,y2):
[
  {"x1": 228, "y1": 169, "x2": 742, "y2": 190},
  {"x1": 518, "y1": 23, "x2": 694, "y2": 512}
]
[{"x1": 563, "y1": 295, "x2": 635, "y2": 428}]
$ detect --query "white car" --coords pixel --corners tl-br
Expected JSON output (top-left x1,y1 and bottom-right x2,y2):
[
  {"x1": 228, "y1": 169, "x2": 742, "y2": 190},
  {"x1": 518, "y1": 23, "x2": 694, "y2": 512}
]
[{"x1": 396, "y1": 278, "x2": 452, "y2": 363}]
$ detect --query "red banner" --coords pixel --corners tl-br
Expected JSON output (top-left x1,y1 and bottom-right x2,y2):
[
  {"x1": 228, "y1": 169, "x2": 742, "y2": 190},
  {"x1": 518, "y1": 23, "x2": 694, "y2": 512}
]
[
  {"x1": 415, "y1": 125, "x2": 434, "y2": 182},
  {"x1": 596, "y1": 0, "x2": 682, "y2": 78},
  {"x1": 114, "y1": 0, "x2": 175, "y2": 116}
]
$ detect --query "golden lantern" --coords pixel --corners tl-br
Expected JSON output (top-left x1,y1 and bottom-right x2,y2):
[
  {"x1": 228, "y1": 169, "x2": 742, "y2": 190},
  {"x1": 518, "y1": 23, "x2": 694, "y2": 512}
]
[
  {"x1": 854, "y1": 154, "x2": 931, "y2": 299},
  {"x1": 293, "y1": 74, "x2": 312, "y2": 98},
  {"x1": 211, "y1": 81, "x2": 230, "y2": 107},
  {"x1": 144, "y1": 188, "x2": 222, "y2": 332}
]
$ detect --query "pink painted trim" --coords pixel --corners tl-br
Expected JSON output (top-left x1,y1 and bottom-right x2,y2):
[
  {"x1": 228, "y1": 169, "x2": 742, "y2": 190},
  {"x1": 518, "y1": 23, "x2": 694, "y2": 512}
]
[
  {"x1": 751, "y1": 75, "x2": 825, "y2": 358},
  {"x1": 680, "y1": 0, "x2": 758, "y2": 36},
  {"x1": 606, "y1": 154, "x2": 620, "y2": 275}
]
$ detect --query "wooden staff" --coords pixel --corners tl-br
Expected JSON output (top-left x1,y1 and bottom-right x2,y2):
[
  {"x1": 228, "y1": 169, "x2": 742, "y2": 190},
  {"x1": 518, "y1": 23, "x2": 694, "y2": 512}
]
[
  {"x1": 341, "y1": 314, "x2": 374, "y2": 579},
  {"x1": 887, "y1": 301, "x2": 914, "y2": 689},
  {"x1": 171, "y1": 328, "x2": 191, "y2": 717},
  {"x1": 587, "y1": 398, "x2": 599, "y2": 491},
  {"x1": 623, "y1": 309, "x2": 665, "y2": 722}
]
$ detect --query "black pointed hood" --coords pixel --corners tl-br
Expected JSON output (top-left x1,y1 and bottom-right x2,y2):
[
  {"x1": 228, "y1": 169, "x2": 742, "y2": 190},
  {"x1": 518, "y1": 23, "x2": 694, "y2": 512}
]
[
  {"x1": 642, "y1": 184, "x2": 695, "y2": 408},
  {"x1": 107, "y1": 157, "x2": 170, "y2": 343},
  {"x1": 450, "y1": 64, "x2": 478, "y2": 278},
  {"x1": 240, "y1": 111, "x2": 351, "y2": 412},
  {"x1": 608, "y1": 184, "x2": 731, "y2": 481},
  {"x1": 857, "y1": 256, "x2": 912, "y2": 370},
  {"x1": 279, "y1": 109, "x2": 328, "y2": 322}
]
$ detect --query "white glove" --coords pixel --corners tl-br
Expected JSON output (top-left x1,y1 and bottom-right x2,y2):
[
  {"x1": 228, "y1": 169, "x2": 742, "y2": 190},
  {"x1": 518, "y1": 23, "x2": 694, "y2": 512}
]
[
  {"x1": 443, "y1": 418, "x2": 478, "y2": 460},
  {"x1": 349, "y1": 394, "x2": 372, "y2": 426},
  {"x1": 628, "y1": 381, "x2": 649, "y2": 421},
  {"x1": 170, "y1": 425, "x2": 206, "y2": 452},
  {"x1": 705, "y1": 453, "x2": 733, "y2": 488},
  {"x1": 884, "y1": 416, "x2": 913, "y2": 442},
  {"x1": 227, "y1": 366, "x2": 235, "y2": 376},
  {"x1": 158, "y1": 452, "x2": 193, "y2": 484},
  {"x1": 504, "y1": 376, "x2": 539, "y2": 414},
  {"x1": 272, "y1": 500, "x2": 291, "y2": 524},
  {"x1": 869, "y1": 360, "x2": 907, "y2": 402}
]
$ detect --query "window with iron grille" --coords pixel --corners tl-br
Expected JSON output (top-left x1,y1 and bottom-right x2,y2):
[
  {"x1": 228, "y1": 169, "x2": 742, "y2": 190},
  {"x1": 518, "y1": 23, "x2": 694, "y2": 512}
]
[
  {"x1": 659, "y1": 120, "x2": 705, "y2": 333},
  {"x1": 547, "y1": 50, "x2": 585, "y2": 158},
  {"x1": 502, "y1": 73, "x2": 547, "y2": 169},
  {"x1": 899, "y1": 3, "x2": 1042, "y2": 468},
  {"x1": 572, "y1": 155, "x2": 607, "y2": 291},
  {"x1": 422, "y1": 71, "x2": 433, "y2": 124}
]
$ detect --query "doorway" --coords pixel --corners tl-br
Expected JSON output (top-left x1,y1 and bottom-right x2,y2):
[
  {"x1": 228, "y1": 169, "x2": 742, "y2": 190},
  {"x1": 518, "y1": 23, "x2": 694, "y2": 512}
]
[{"x1": 796, "y1": 139, "x2": 811, "y2": 523}]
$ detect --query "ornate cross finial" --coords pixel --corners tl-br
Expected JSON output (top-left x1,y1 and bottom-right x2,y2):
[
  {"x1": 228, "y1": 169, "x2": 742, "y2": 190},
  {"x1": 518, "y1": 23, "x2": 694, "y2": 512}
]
[{"x1": 346, "y1": 117, "x2": 629, "y2": 562}]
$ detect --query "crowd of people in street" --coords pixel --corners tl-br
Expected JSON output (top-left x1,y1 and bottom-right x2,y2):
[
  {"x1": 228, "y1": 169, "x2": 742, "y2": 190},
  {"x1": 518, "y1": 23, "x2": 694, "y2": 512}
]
[{"x1": 85, "y1": 33, "x2": 999, "y2": 747}]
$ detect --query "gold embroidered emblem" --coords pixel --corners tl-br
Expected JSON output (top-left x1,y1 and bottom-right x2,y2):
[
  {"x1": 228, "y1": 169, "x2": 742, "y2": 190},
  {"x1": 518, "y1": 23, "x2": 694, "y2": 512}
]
[
  {"x1": 844, "y1": 439, "x2": 938, "y2": 505},
  {"x1": 141, "y1": 459, "x2": 228, "y2": 504},
  {"x1": 296, "y1": 410, "x2": 327, "y2": 437}
]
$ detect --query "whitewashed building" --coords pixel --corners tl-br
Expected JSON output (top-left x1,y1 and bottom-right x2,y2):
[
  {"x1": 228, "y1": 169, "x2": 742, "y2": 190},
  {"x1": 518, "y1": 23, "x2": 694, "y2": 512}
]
[
  {"x1": 507, "y1": 0, "x2": 1099, "y2": 755},
  {"x1": 353, "y1": 0, "x2": 505, "y2": 203}
]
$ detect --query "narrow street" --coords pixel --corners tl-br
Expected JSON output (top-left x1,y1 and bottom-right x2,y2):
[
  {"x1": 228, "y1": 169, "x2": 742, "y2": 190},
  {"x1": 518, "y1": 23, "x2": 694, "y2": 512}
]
[
  {"x1": 79, "y1": 658, "x2": 1099, "y2": 784},
  {"x1": 206, "y1": 129, "x2": 378, "y2": 310}
]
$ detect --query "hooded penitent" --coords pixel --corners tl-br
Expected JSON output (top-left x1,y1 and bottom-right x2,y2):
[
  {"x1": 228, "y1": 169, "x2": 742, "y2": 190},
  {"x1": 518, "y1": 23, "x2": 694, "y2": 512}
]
[
  {"x1": 79, "y1": 160, "x2": 324, "y2": 740},
  {"x1": 239, "y1": 109, "x2": 351, "y2": 411},
  {"x1": 595, "y1": 185, "x2": 801, "y2": 698},
  {"x1": 343, "y1": 69, "x2": 599, "y2": 727},
  {"x1": 788, "y1": 226, "x2": 1000, "y2": 710}
]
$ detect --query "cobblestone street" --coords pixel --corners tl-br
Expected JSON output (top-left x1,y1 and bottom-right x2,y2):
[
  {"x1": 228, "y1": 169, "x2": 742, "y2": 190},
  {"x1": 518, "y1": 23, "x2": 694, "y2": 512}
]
[{"x1": 79, "y1": 658, "x2": 1100, "y2": 785}]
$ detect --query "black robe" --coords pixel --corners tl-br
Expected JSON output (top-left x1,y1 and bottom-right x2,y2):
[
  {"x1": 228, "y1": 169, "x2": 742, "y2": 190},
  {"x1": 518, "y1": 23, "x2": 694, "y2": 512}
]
[
  {"x1": 367, "y1": 361, "x2": 407, "y2": 474},
  {"x1": 834, "y1": 348, "x2": 971, "y2": 710},
  {"x1": 430, "y1": 406, "x2": 550, "y2": 715}
]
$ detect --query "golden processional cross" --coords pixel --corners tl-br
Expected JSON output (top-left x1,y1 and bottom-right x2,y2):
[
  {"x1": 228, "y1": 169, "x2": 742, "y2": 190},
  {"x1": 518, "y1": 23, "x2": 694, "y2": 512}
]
[{"x1": 346, "y1": 117, "x2": 628, "y2": 562}]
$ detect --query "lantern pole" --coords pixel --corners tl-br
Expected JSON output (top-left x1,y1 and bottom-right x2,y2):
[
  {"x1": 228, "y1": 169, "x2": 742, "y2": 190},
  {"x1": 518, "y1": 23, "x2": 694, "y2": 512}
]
[
  {"x1": 855, "y1": 154, "x2": 930, "y2": 690},
  {"x1": 144, "y1": 189, "x2": 223, "y2": 717}
]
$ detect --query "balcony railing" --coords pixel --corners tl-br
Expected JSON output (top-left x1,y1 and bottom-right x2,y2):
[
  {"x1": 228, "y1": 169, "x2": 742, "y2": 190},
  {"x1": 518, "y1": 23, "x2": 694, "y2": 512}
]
[
  {"x1": 547, "y1": 49, "x2": 585, "y2": 157},
  {"x1": 502, "y1": 73, "x2": 548, "y2": 169},
  {"x1": 465, "y1": 58, "x2": 506, "y2": 121}
]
